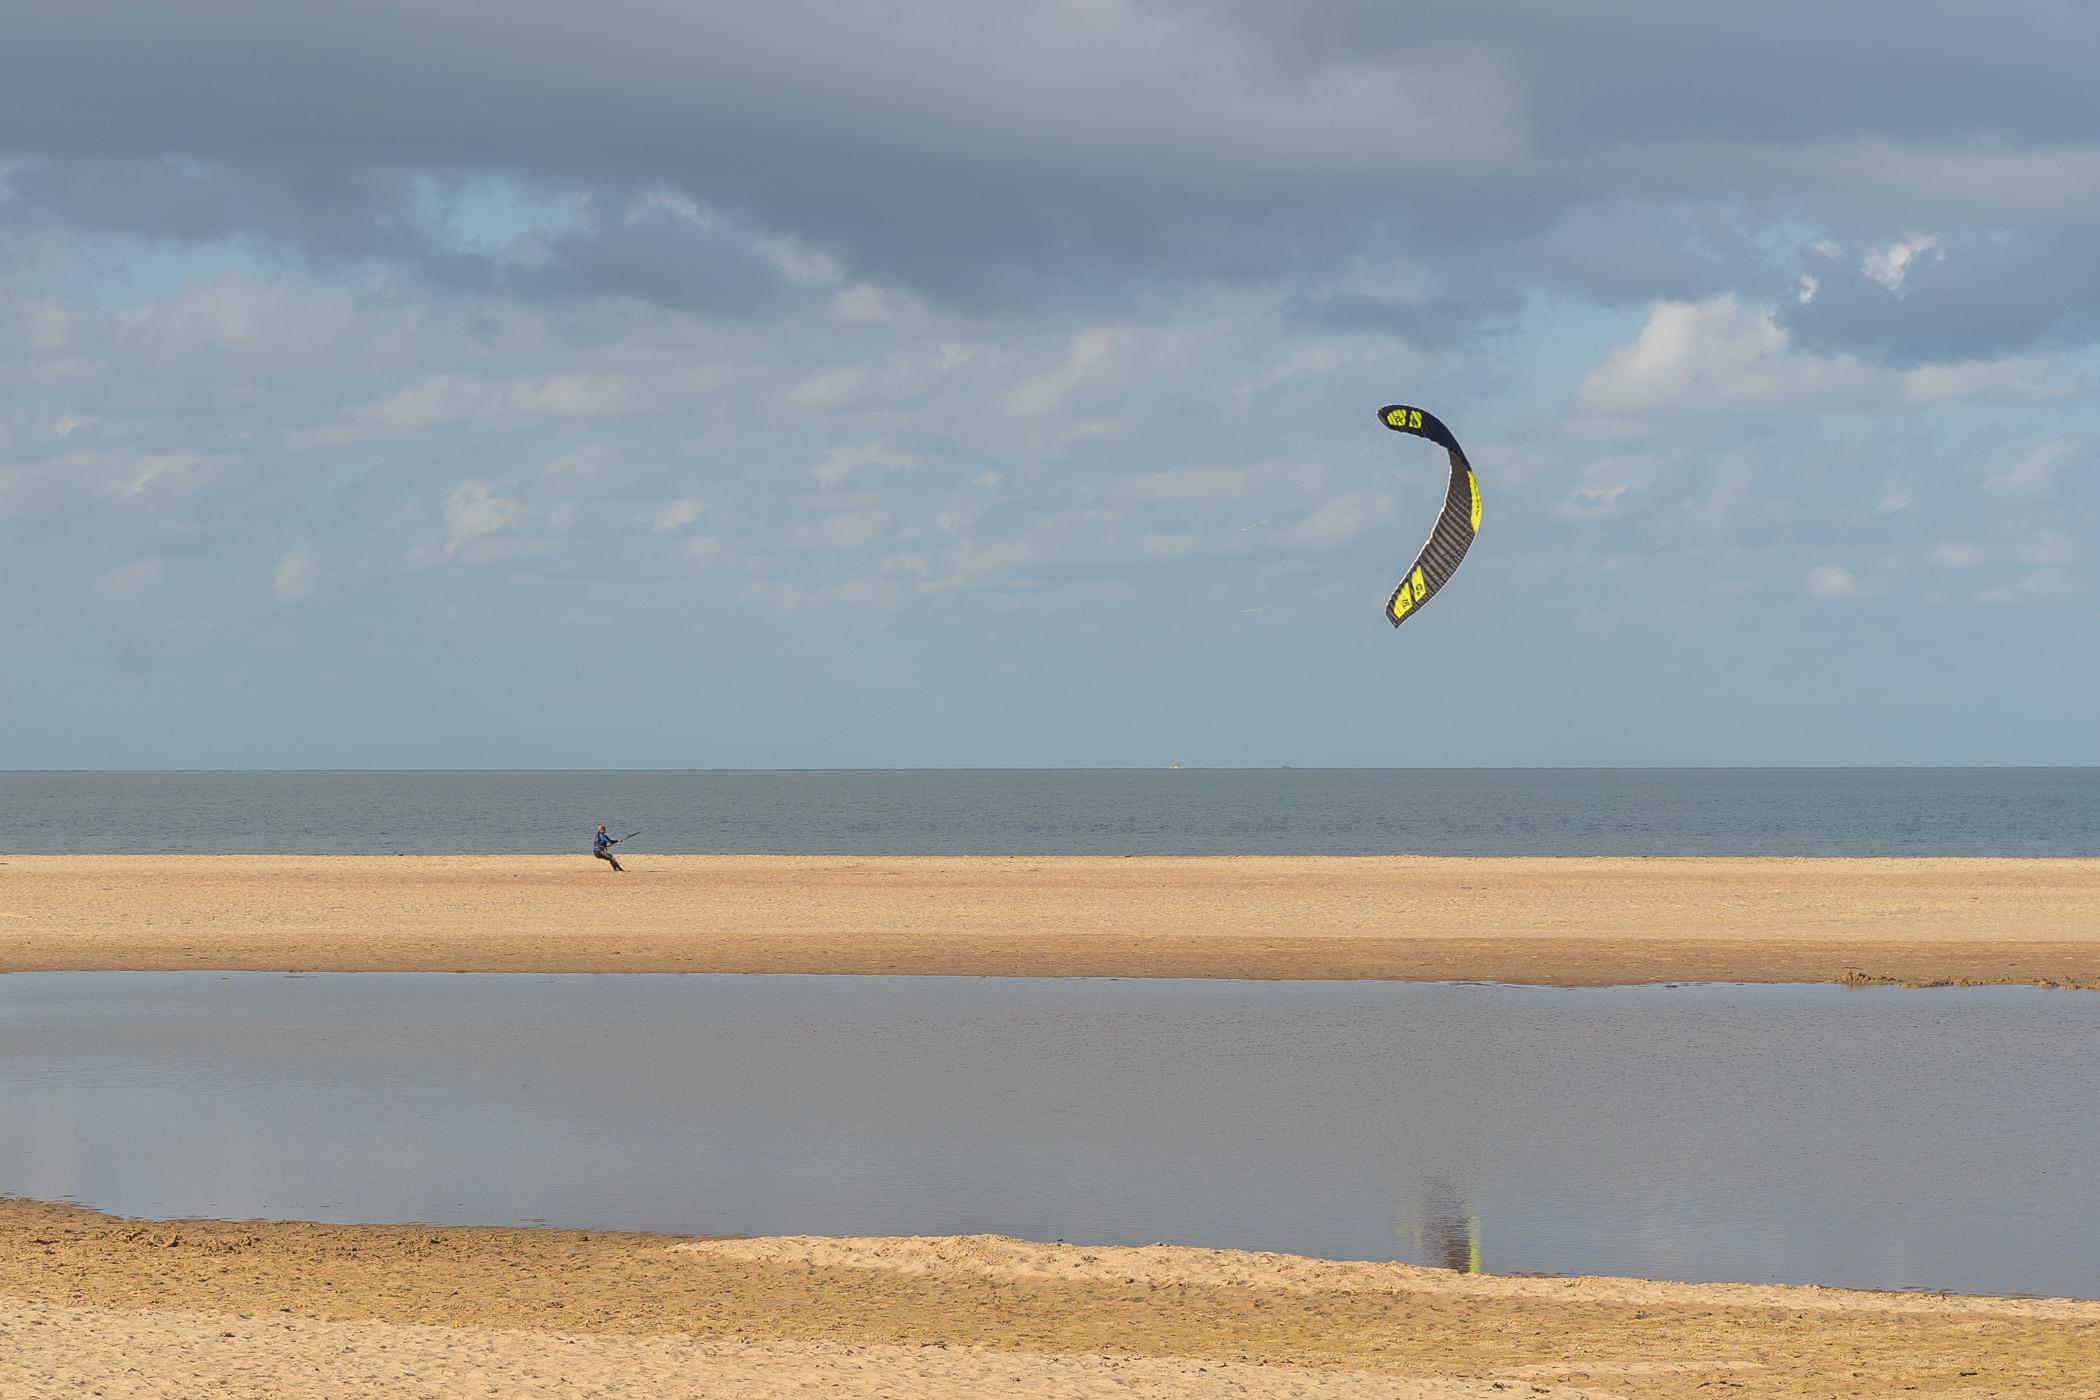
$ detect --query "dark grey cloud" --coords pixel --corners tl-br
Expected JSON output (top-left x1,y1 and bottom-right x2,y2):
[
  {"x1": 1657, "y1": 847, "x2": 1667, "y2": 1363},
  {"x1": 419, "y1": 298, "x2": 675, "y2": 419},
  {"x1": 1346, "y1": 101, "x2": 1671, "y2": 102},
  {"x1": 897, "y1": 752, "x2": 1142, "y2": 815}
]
[
  {"x1": 435, "y1": 196, "x2": 800, "y2": 314},
  {"x1": 1286, "y1": 286, "x2": 1521, "y2": 351},
  {"x1": 1510, "y1": 202, "x2": 1782, "y2": 309},
  {"x1": 3, "y1": 160, "x2": 802, "y2": 314},
  {"x1": 2, "y1": 1, "x2": 2097, "y2": 342},
  {"x1": 8, "y1": 157, "x2": 425, "y2": 261},
  {"x1": 1215, "y1": 1, "x2": 2100, "y2": 149},
  {"x1": 1782, "y1": 233, "x2": 2100, "y2": 365}
]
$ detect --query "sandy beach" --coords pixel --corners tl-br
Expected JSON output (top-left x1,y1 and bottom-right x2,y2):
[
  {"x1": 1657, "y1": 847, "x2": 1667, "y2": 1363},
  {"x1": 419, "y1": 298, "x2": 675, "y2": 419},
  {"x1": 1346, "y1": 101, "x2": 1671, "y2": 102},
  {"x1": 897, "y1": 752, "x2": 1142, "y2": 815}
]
[
  {"x1": 3, "y1": 853, "x2": 2097, "y2": 986},
  {"x1": 4, "y1": 1199, "x2": 2096, "y2": 1399},
  {"x1": 10, "y1": 854, "x2": 2097, "y2": 1394}
]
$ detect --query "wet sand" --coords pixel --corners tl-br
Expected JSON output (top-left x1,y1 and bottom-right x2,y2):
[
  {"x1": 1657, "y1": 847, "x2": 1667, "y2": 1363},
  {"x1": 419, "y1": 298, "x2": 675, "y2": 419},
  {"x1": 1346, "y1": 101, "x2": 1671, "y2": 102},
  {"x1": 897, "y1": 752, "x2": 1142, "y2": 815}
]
[
  {"x1": 3, "y1": 1201, "x2": 2095, "y2": 1399},
  {"x1": 4, "y1": 853, "x2": 2097, "y2": 986}
]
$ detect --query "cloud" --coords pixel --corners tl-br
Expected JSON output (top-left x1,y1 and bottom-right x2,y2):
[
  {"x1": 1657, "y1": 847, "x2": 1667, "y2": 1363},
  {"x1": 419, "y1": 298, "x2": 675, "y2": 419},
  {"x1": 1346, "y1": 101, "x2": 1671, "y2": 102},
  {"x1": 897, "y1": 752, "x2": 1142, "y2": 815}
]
[
  {"x1": 1555, "y1": 479, "x2": 1642, "y2": 520},
  {"x1": 1983, "y1": 440, "x2": 2084, "y2": 505},
  {"x1": 649, "y1": 498, "x2": 702, "y2": 532},
  {"x1": 811, "y1": 442, "x2": 918, "y2": 486},
  {"x1": 1806, "y1": 563, "x2": 1857, "y2": 599},
  {"x1": 5, "y1": 3, "x2": 2099, "y2": 333},
  {"x1": 1573, "y1": 296, "x2": 1870, "y2": 416},
  {"x1": 1286, "y1": 285, "x2": 1521, "y2": 350},
  {"x1": 1783, "y1": 231, "x2": 2100, "y2": 365},
  {"x1": 96, "y1": 556, "x2": 164, "y2": 603},
  {"x1": 442, "y1": 480, "x2": 517, "y2": 553},
  {"x1": 1861, "y1": 237, "x2": 1939, "y2": 293},
  {"x1": 443, "y1": 193, "x2": 804, "y2": 314},
  {"x1": 789, "y1": 507, "x2": 891, "y2": 553},
  {"x1": 272, "y1": 541, "x2": 317, "y2": 604},
  {"x1": 5, "y1": 2, "x2": 2100, "y2": 768},
  {"x1": 1002, "y1": 327, "x2": 1127, "y2": 418},
  {"x1": 1572, "y1": 295, "x2": 2057, "y2": 418}
]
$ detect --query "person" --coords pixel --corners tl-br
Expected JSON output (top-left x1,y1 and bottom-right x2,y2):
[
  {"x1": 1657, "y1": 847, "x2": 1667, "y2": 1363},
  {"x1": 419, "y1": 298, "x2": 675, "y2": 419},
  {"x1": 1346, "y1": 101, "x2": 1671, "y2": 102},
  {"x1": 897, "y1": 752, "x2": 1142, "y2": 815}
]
[{"x1": 593, "y1": 824, "x2": 624, "y2": 872}]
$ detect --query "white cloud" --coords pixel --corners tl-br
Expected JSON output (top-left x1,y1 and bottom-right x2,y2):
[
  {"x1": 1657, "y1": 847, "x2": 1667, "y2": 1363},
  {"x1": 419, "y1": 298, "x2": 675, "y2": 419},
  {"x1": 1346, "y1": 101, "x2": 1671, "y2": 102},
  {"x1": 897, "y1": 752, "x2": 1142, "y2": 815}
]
[
  {"x1": 811, "y1": 442, "x2": 918, "y2": 486},
  {"x1": 1983, "y1": 440, "x2": 2082, "y2": 505},
  {"x1": 1003, "y1": 327, "x2": 1126, "y2": 418},
  {"x1": 295, "y1": 371, "x2": 640, "y2": 449},
  {"x1": 1861, "y1": 236, "x2": 1939, "y2": 294},
  {"x1": 1573, "y1": 295, "x2": 2056, "y2": 419},
  {"x1": 93, "y1": 450, "x2": 216, "y2": 500},
  {"x1": 1574, "y1": 296, "x2": 1879, "y2": 416},
  {"x1": 1902, "y1": 357, "x2": 2061, "y2": 404},
  {"x1": 650, "y1": 498, "x2": 702, "y2": 532},
  {"x1": 1931, "y1": 542, "x2": 1981, "y2": 569},
  {"x1": 880, "y1": 550, "x2": 932, "y2": 579},
  {"x1": 442, "y1": 479, "x2": 517, "y2": 553},
  {"x1": 1806, "y1": 563, "x2": 1857, "y2": 599},
  {"x1": 832, "y1": 283, "x2": 923, "y2": 324},
  {"x1": 779, "y1": 341, "x2": 984, "y2": 412},
  {"x1": 272, "y1": 541, "x2": 318, "y2": 605},
  {"x1": 1555, "y1": 478, "x2": 1642, "y2": 520}
]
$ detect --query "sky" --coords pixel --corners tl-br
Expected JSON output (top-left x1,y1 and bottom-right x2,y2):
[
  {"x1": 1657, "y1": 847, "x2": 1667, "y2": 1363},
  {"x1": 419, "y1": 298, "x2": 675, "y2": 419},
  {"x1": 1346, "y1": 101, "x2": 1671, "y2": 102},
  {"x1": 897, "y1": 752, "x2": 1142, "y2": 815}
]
[{"x1": 3, "y1": 1, "x2": 2096, "y2": 769}]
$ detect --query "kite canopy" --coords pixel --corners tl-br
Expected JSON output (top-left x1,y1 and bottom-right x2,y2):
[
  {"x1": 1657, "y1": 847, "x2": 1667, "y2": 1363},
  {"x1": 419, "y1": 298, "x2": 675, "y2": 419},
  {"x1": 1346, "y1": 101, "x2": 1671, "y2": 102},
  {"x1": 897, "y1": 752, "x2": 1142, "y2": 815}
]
[{"x1": 1376, "y1": 404, "x2": 1480, "y2": 628}]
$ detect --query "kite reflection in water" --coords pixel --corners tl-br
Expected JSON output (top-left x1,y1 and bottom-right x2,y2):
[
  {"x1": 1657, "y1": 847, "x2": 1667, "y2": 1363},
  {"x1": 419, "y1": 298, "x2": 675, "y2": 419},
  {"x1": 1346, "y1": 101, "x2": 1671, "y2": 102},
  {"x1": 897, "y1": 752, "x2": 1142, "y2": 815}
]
[
  {"x1": 1376, "y1": 404, "x2": 1481, "y2": 629},
  {"x1": 1392, "y1": 1178, "x2": 1483, "y2": 1274}
]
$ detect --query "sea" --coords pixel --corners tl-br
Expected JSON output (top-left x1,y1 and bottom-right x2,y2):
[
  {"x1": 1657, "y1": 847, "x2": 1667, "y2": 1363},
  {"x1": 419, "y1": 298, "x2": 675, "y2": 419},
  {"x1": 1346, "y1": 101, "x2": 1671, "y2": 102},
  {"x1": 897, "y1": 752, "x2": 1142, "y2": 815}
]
[{"x1": 3, "y1": 768, "x2": 2096, "y2": 856}]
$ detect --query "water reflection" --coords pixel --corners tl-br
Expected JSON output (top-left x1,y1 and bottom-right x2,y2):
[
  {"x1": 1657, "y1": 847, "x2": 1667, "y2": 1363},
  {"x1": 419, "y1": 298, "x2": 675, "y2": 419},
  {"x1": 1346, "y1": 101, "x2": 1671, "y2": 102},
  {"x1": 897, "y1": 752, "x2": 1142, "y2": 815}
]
[
  {"x1": 1392, "y1": 1179, "x2": 1480, "y2": 1274},
  {"x1": 2, "y1": 973, "x2": 2096, "y2": 1297}
]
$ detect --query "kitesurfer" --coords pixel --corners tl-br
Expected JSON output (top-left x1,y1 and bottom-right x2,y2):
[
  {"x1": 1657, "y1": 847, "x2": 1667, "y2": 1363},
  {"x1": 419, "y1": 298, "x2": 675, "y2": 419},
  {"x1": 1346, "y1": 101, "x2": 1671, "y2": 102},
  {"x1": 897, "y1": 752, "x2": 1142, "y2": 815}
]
[{"x1": 593, "y1": 824, "x2": 624, "y2": 873}]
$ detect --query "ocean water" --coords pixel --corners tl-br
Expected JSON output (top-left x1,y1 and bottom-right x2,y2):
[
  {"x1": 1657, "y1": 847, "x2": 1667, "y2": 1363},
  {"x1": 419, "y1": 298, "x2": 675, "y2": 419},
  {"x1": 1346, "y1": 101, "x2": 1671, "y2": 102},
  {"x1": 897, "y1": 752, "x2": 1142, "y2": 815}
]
[
  {"x1": 2, "y1": 768, "x2": 2096, "y2": 856},
  {"x1": 5, "y1": 974, "x2": 2095, "y2": 1297}
]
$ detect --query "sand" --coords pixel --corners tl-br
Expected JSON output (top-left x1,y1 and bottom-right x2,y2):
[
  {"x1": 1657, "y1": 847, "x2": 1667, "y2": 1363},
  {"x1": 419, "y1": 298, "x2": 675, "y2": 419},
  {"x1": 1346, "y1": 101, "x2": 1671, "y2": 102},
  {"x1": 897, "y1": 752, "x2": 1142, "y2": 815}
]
[
  {"x1": 3, "y1": 853, "x2": 2097, "y2": 986},
  {"x1": 5, "y1": 1200, "x2": 2097, "y2": 1398},
  {"x1": 10, "y1": 856, "x2": 2097, "y2": 1393}
]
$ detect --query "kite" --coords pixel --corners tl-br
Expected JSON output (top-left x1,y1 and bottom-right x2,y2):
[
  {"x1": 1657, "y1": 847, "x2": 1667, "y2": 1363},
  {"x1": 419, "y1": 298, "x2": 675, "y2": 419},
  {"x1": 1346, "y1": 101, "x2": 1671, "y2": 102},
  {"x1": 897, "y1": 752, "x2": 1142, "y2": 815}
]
[{"x1": 1376, "y1": 404, "x2": 1480, "y2": 628}]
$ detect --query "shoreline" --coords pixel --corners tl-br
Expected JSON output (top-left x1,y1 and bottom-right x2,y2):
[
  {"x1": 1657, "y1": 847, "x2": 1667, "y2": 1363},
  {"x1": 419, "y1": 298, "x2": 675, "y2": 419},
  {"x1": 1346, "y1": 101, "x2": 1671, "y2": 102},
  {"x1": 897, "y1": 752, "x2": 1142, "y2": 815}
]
[
  {"x1": 5, "y1": 853, "x2": 2098, "y2": 987},
  {"x1": 6, "y1": 1200, "x2": 2099, "y2": 1398}
]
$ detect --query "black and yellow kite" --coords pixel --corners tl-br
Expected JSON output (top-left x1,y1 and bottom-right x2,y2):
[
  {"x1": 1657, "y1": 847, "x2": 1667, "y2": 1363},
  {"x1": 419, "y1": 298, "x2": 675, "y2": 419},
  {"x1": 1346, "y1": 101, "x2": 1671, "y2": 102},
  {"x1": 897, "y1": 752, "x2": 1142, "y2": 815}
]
[{"x1": 1377, "y1": 404, "x2": 1480, "y2": 628}]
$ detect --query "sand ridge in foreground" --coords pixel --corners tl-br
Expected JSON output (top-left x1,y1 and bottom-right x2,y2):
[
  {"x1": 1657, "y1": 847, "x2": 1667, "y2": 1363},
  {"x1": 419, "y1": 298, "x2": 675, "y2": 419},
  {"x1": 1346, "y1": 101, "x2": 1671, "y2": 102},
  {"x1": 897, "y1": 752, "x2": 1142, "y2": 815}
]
[
  {"x1": 3, "y1": 1202, "x2": 2097, "y2": 1399},
  {"x1": 4, "y1": 853, "x2": 2098, "y2": 986}
]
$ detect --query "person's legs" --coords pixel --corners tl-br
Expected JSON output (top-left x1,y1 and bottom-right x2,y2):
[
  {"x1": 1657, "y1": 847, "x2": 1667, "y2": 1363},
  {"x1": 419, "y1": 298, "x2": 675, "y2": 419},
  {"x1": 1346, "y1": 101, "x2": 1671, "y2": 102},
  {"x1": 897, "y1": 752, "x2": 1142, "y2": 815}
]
[{"x1": 595, "y1": 847, "x2": 623, "y2": 872}]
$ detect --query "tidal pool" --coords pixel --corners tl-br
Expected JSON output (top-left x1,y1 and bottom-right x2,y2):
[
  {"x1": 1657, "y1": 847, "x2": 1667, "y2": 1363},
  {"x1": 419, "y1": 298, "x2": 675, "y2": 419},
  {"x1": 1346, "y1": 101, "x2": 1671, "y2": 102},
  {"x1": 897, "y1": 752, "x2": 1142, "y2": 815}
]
[{"x1": 2, "y1": 973, "x2": 2094, "y2": 1297}]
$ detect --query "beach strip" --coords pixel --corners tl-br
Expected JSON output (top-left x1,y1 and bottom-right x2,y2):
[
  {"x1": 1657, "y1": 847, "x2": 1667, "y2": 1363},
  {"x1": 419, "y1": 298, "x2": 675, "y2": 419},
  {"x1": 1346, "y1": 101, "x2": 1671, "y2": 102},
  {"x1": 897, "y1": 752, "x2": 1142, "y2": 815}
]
[
  {"x1": 4, "y1": 1200, "x2": 2098, "y2": 1399},
  {"x1": 4, "y1": 853, "x2": 2096, "y2": 986}
]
